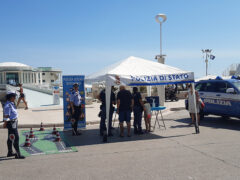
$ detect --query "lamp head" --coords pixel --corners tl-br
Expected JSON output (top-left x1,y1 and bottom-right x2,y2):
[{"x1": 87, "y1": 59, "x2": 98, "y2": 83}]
[{"x1": 155, "y1": 14, "x2": 167, "y2": 24}]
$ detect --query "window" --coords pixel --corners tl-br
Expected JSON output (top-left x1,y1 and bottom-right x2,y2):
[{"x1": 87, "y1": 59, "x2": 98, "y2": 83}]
[
  {"x1": 42, "y1": 73, "x2": 45, "y2": 76},
  {"x1": 51, "y1": 80, "x2": 54, "y2": 82},
  {"x1": 232, "y1": 82, "x2": 240, "y2": 91},
  {"x1": 195, "y1": 83, "x2": 206, "y2": 91},
  {"x1": 199, "y1": 82, "x2": 217, "y2": 92},
  {"x1": 215, "y1": 82, "x2": 228, "y2": 93},
  {"x1": 42, "y1": 80, "x2": 45, "y2": 82}
]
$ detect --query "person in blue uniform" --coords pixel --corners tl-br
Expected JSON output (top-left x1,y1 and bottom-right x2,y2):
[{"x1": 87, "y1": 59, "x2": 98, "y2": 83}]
[
  {"x1": 70, "y1": 83, "x2": 83, "y2": 136},
  {"x1": 132, "y1": 87, "x2": 145, "y2": 134},
  {"x1": 98, "y1": 86, "x2": 116, "y2": 136},
  {"x1": 117, "y1": 85, "x2": 133, "y2": 137},
  {"x1": 3, "y1": 91, "x2": 25, "y2": 159}
]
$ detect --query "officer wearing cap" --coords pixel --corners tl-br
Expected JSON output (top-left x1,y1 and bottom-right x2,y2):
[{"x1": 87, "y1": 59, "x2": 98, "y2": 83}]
[
  {"x1": 70, "y1": 83, "x2": 83, "y2": 136},
  {"x1": 3, "y1": 91, "x2": 25, "y2": 159}
]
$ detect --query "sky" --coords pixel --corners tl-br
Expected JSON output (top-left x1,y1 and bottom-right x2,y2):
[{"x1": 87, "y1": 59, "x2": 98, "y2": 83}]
[{"x1": 0, "y1": 0, "x2": 240, "y2": 78}]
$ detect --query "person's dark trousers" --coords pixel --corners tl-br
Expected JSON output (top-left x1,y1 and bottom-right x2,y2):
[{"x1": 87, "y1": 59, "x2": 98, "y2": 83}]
[
  {"x1": 133, "y1": 106, "x2": 143, "y2": 133},
  {"x1": 100, "y1": 106, "x2": 107, "y2": 135},
  {"x1": 72, "y1": 105, "x2": 81, "y2": 134},
  {"x1": 7, "y1": 122, "x2": 20, "y2": 154},
  {"x1": 100, "y1": 106, "x2": 114, "y2": 135}
]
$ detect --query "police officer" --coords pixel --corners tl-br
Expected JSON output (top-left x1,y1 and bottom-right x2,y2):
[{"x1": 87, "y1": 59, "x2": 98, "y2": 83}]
[
  {"x1": 132, "y1": 87, "x2": 144, "y2": 135},
  {"x1": 98, "y1": 86, "x2": 116, "y2": 136},
  {"x1": 3, "y1": 91, "x2": 25, "y2": 159},
  {"x1": 70, "y1": 83, "x2": 83, "y2": 136}
]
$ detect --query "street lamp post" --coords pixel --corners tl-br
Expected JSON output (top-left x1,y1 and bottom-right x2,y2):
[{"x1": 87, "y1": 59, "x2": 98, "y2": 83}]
[
  {"x1": 202, "y1": 49, "x2": 212, "y2": 76},
  {"x1": 155, "y1": 14, "x2": 167, "y2": 63},
  {"x1": 155, "y1": 14, "x2": 167, "y2": 106}
]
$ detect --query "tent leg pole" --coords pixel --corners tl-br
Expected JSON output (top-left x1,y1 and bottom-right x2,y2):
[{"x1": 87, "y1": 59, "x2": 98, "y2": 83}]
[
  {"x1": 191, "y1": 83, "x2": 200, "y2": 134},
  {"x1": 103, "y1": 84, "x2": 111, "y2": 142}
]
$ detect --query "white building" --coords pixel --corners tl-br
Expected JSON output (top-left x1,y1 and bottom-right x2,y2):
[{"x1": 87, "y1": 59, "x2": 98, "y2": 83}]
[
  {"x1": 222, "y1": 64, "x2": 240, "y2": 76},
  {"x1": 37, "y1": 67, "x2": 62, "y2": 85},
  {"x1": 0, "y1": 62, "x2": 62, "y2": 85}
]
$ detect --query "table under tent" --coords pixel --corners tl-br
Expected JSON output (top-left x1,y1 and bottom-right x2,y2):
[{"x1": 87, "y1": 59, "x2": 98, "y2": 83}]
[{"x1": 86, "y1": 56, "x2": 200, "y2": 141}]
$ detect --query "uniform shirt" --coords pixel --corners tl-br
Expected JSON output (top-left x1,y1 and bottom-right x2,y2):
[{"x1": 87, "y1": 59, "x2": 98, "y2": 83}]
[
  {"x1": 117, "y1": 89, "x2": 133, "y2": 111},
  {"x1": 70, "y1": 91, "x2": 82, "y2": 106},
  {"x1": 99, "y1": 89, "x2": 116, "y2": 107},
  {"x1": 4, "y1": 101, "x2": 18, "y2": 120},
  {"x1": 133, "y1": 92, "x2": 142, "y2": 107}
]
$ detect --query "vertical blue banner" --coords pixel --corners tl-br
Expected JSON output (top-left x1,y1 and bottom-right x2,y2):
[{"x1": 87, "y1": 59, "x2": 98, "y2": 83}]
[{"x1": 62, "y1": 75, "x2": 86, "y2": 130}]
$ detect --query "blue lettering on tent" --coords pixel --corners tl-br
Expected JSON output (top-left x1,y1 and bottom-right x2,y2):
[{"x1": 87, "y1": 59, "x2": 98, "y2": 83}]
[
  {"x1": 131, "y1": 76, "x2": 135, "y2": 81},
  {"x1": 153, "y1": 76, "x2": 158, "y2": 81},
  {"x1": 168, "y1": 75, "x2": 172, "y2": 81},
  {"x1": 147, "y1": 76, "x2": 151, "y2": 81},
  {"x1": 159, "y1": 76, "x2": 165, "y2": 80}
]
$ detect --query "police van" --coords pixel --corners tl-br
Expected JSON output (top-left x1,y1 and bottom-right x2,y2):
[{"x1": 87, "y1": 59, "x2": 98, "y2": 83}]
[{"x1": 195, "y1": 77, "x2": 240, "y2": 119}]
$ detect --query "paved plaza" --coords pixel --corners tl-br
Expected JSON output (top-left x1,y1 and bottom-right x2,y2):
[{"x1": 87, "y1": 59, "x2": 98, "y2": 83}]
[{"x1": 1, "y1": 108, "x2": 240, "y2": 180}]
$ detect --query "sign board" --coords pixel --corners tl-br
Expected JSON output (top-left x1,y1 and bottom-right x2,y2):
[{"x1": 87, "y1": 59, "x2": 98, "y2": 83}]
[
  {"x1": 62, "y1": 75, "x2": 86, "y2": 130},
  {"x1": 145, "y1": 96, "x2": 160, "y2": 107}
]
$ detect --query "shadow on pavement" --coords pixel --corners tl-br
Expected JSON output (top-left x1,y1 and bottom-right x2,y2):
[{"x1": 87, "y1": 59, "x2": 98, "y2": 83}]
[
  {"x1": 0, "y1": 156, "x2": 15, "y2": 162},
  {"x1": 175, "y1": 116, "x2": 240, "y2": 131},
  {"x1": 61, "y1": 128, "x2": 191, "y2": 147}
]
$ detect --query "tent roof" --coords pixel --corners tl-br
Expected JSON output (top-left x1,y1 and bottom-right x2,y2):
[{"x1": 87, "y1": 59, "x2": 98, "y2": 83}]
[{"x1": 86, "y1": 56, "x2": 191, "y2": 81}]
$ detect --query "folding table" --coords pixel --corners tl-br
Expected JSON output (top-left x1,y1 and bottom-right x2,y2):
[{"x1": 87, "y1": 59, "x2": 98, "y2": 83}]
[{"x1": 151, "y1": 106, "x2": 166, "y2": 131}]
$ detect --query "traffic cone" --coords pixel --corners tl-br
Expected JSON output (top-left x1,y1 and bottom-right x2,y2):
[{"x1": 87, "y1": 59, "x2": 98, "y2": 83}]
[
  {"x1": 24, "y1": 135, "x2": 31, "y2": 147},
  {"x1": 52, "y1": 125, "x2": 57, "y2": 135},
  {"x1": 29, "y1": 128, "x2": 35, "y2": 138},
  {"x1": 39, "y1": 122, "x2": 44, "y2": 131},
  {"x1": 54, "y1": 131, "x2": 61, "y2": 142}
]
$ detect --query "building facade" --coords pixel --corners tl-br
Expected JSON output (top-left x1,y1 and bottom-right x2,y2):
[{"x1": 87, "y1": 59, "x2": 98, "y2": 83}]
[
  {"x1": 222, "y1": 64, "x2": 240, "y2": 76},
  {"x1": 0, "y1": 62, "x2": 62, "y2": 85}
]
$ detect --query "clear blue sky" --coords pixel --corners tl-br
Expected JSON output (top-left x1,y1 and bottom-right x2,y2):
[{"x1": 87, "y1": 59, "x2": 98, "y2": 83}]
[{"x1": 0, "y1": 0, "x2": 240, "y2": 78}]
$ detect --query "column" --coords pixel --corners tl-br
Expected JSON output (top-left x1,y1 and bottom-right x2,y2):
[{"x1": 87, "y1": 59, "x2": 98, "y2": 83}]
[
  {"x1": 0, "y1": 72, "x2": 2, "y2": 84},
  {"x1": 31, "y1": 72, "x2": 33, "y2": 84},
  {"x1": 27, "y1": 72, "x2": 29, "y2": 84},
  {"x1": 28, "y1": 72, "x2": 31, "y2": 84},
  {"x1": 36, "y1": 72, "x2": 39, "y2": 85},
  {"x1": 40, "y1": 72, "x2": 43, "y2": 85},
  {"x1": 3, "y1": 72, "x2": 6, "y2": 84},
  {"x1": 24, "y1": 73, "x2": 26, "y2": 83},
  {"x1": 21, "y1": 72, "x2": 24, "y2": 84},
  {"x1": 18, "y1": 72, "x2": 21, "y2": 84}
]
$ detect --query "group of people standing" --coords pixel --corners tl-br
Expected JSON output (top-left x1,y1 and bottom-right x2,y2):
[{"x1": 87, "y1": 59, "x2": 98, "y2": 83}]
[{"x1": 98, "y1": 85, "x2": 152, "y2": 137}]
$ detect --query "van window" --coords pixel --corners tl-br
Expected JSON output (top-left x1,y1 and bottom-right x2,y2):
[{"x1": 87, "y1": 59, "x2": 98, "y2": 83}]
[
  {"x1": 195, "y1": 83, "x2": 206, "y2": 91},
  {"x1": 232, "y1": 82, "x2": 240, "y2": 91},
  {"x1": 215, "y1": 82, "x2": 228, "y2": 93},
  {"x1": 204, "y1": 82, "x2": 216, "y2": 92}
]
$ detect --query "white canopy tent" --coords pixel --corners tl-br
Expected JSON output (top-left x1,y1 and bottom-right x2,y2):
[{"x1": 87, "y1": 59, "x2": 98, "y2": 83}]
[{"x1": 86, "y1": 56, "x2": 199, "y2": 137}]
